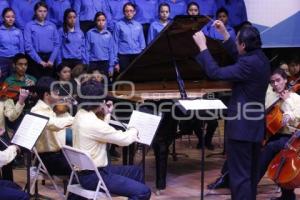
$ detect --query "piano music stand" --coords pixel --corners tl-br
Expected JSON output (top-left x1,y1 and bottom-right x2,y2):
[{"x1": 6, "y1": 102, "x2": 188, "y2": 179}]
[{"x1": 177, "y1": 99, "x2": 227, "y2": 200}]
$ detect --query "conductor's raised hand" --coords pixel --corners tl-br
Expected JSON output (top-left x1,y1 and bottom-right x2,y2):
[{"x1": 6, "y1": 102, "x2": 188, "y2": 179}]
[
  {"x1": 193, "y1": 31, "x2": 207, "y2": 52},
  {"x1": 212, "y1": 20, "x2": 230, "y2": 41}
]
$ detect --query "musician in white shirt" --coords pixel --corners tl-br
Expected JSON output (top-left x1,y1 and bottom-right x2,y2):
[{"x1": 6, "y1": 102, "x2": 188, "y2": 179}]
[
  {"x1": 31, "y1": 76, "x2": 73, "y2": 176},
  {"x1": 0, "y1": 128, "x2": 29, "y2": 200},
  {"x1": 72, "y1": 80, "x2": 151, "y2": 200}
]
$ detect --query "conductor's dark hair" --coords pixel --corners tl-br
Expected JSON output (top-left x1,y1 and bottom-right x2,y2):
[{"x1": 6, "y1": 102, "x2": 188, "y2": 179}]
[{"x1": 237, "y1": 26, "x2": 262, "y2": 52}]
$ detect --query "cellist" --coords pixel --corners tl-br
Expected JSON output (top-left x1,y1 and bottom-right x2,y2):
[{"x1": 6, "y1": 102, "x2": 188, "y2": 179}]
[{"x1": 257, "y1": 68, "x2": 300, "y2": 200}]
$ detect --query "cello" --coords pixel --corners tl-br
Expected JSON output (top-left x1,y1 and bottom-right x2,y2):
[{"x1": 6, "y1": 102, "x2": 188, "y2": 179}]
[
  {"x1": 266, "y1": 82, "x2": 300, "y2": 136},
  {"x1": 267, "y1": 131, "x2": 300, "y2": 189},
  {"x1": 266, "y1": 80, "x2": 300, "y2": 189}
]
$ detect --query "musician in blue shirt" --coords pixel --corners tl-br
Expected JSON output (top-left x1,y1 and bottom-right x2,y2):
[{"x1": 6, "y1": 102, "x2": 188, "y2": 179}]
[
  {"x1": 45, "y1": 0, "x2": 71, "y2": 28},
  {"x1": 24, "y1": 2, "x2": 59, "y2": 78},
  {"x1": 58, "y1": 8, "x2": 86, "y2": 69},
  {"x1": 147, "y1": 3, "x2": 170, "y2": 44},
  {"x1": 187, "y1": 0, "x2": 217, "y2": 17},
  {"x1": 0, "y1": 8, "x2": 24, "y2": 81},
  {"x1": 113, "y1": 2, "x2": 145, "y2": 73},
  {"x1": 105, "y1": 0, "x2": 131, "y2": 32},
  {"x1": 202, "y1": 7, "x2": 236, "y2": 40},
  {"x1": 133, "y1": 0, "x2": 158, "y2": 39},
  {"x1": 86, "y1": 12, "x2": 115, "y2": 78},
  {"x1": 0, "y1": 0, "x2": 9, "y2": 25},
  {"x1": 73, "y1": 0, "x2": 110, "y2": 33},
  {"x1": 11, "y1": 0, "x2": 40, "y2": 30},
  {"x1": 159, "y1": 0, "x2": 186, "y2": 19}
]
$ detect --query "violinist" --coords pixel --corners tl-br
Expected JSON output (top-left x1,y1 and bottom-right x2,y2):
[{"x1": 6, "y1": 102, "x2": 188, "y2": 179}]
[
  {"x1": 4, "y1": 53, "x2": 36, "y2": 87},
  {"x1": 0, "y1": 129, "x2": 29, "y2": 200},
  {"x1": 0, "y1": 76, "x2": 29, "y2": 181},
  {"x1": 257, "y1": 68, "x2": 300, "y2": 200},
  {"x1": 72, "y1": 80, "x2": 151, "y2": 200},
  {"x1": 30, "y1": 76, "x2": 73, "y2": 176}
]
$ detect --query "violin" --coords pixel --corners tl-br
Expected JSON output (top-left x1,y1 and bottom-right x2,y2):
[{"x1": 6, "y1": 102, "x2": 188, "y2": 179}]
[
  {"x1": 53, "y1": 82, "x2": 78, "y2": 115},
  {"x1": 53, "y1": 96, "x2": 77, "y2": 115},
  {"x1": 0, "y1": 82, "x2": 21, "y2": 100},
  {"x1": 53, "y1": 103, "x2": 70, "y2": 115},
  {"x1": 267, "y1": 132, "x2": 300, "y2": 189}
]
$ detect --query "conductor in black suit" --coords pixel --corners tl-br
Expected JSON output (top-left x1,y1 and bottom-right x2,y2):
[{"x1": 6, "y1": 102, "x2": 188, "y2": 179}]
[{"x1": 193, "y1": 21, "x2": 270, "y2": 200}]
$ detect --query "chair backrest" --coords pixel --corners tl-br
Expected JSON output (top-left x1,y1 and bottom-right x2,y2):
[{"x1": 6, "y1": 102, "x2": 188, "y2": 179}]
[
  {"x1": 62, "y1": 145, "x2": 112, "y2": 200},
  {"x1": 62, "y1": 145, "x2": 96, "y2": 171}
]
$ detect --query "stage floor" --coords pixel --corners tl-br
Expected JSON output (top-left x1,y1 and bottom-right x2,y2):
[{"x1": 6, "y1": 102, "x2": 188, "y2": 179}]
[{"x1": 13, "y1": 135, "x2": 300, "y2": 199}]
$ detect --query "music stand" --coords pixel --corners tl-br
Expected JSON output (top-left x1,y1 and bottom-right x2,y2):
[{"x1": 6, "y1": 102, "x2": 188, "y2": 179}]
[
  {"x1": 177, "y1": 99, "x2": 227, "y2": 200},
  {"x1": 10, "y1": 112, "x2": 49, "y2": 199}
]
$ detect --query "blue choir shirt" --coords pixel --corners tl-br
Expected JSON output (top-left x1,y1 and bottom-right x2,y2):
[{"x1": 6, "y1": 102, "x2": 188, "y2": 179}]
[
  {"x1": 11, "y1": 0, "x2": 40, "y2": 30},
  {"x1": 86, "y1": 27, "x2": 115, "y2": 67},
  {"x1": 113, "y1": 18, "x2": 145, "y2": 56},
  {"x1": 46, "y1": 0, "x2": 72, "y2": 28},
  {"x1": 0, "y1": 25, "x2": 24, "y2": 57},
  {"x1": 24, "y1": 20, "x2": 60, "y2": 63},
  {"x1": 58, "y1": 27, "x2": 87, "y2": 64}
]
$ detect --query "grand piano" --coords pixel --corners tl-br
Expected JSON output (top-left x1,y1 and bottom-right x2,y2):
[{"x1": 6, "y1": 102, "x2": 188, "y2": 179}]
[{"x1": 112, "y1": 15, "x2": 233, "y2": 190}]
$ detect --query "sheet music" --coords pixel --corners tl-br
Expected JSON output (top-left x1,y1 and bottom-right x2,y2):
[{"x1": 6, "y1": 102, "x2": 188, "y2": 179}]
[
  {"x1": 178, "y1": 99, "x2": 227, "y2": 110},
  {"x1": 11, "y1": 113, "x2": 49, "y2": 150},
  {"x1": 127, "y1": 111, "x2": 161, "y2": 146}
]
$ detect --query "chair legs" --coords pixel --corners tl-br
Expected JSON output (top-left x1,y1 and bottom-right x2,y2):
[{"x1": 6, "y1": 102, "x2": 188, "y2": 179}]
[{"x1": 30, "y1": 149, "x2": 66, "y2": 200}]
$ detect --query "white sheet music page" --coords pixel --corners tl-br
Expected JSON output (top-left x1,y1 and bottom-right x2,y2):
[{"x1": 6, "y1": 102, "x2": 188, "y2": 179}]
[
  {"x1": 11, "y1": 113, "x2": 49, "y2": 150},
  {"x1": 127, "y1": 111, "x2": 161, "y2": 146},
  {"x1": 178, "y1": 99, "x2": 227, "y2": 110}
]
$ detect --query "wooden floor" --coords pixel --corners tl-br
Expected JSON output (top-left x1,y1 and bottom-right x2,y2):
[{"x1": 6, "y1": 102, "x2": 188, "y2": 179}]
[{"x1": 13, "y1": 135, "x2": 300, "y2": 200}]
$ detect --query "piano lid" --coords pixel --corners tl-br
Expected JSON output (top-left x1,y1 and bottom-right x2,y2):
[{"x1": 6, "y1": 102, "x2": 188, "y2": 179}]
[{"x1": 116, "y1": 15, "x2": 234, "y2": 83}]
